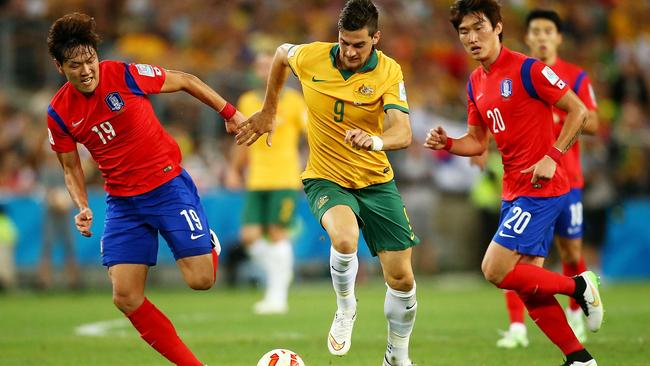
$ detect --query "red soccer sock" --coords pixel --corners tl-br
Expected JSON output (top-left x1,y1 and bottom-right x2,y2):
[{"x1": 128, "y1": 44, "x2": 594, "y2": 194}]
[
  {"x1": 211, "y1": 247, "x2": 219, "y2": 282},
  {"x1": 498, "y1": 263, "x2": 576, "y2": 298},
  {"x1": 126, "y1": 298, "x2": 203, "y2": 366},
  {"x1": 563, "y1": 257, "x2": 587, "y2": 311},
  {"x1": 521, "y1": 293, "x2": 584, "y2": 355},
  {"x1": 504, "y1": 290, "x2": 526, "y2": 324}
]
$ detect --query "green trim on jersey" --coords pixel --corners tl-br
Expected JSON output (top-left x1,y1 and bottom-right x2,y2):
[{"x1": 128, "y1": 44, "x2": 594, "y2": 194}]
[
  {"x1": 329, "y1": 44, "x2": 379, "y2": 81},
  {"x1": 383, "y1": 104, "x2": 410, "y2": 114},
  {"x1": 303, "y1": 178, "x2": 419, "y2": 256}
]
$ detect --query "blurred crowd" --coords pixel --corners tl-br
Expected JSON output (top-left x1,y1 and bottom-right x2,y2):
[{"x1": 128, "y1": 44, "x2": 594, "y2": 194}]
[{"x1": 0, "y1": 0, "x2": 649, "y2": 258}]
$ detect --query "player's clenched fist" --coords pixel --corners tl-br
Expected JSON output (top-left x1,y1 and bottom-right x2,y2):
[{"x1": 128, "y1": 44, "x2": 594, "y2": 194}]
[
  {"x1": 75, "y1": 207, "x2": 93, "y2": 237},
  {"x1": 344, "y1": 129, "x2": 373, "y2": 150},
  {"x1": 423, "y1": 126, "x2": 448, "y2": 150},
  {"x1": 224, "y1": 110, "x2": 246, "y2": 134}
]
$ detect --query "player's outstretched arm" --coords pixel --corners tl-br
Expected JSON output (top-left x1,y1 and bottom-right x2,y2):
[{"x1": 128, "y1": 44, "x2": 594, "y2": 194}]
[
  {"x1": 56, "y1": 150, "x2": 93, "y2": 237},
  {"x1": 424, "y1": 124, "x2": 488, "y2": 157},
  {"x1": 236, "y1": 43, "x2": 293, "y2": 146},
  {"x1": 160, "y1": 69, "x2": 244, "y2": 134}
]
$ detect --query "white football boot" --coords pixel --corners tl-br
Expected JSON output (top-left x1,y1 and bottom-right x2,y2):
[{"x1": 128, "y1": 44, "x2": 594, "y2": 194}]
[
  {"x1": 327, "y1": 309, "x2": 356, "y2": 355},
  {"x1": 575, "y1": 271, "x2": 604, "y2": 332},
  {"x1": 382, "y1": 343, "x2": 414, "y2": 366},
  {"x1": 562, "y1": 359, "x2": 597, "y2": 366},
  {"x1": 253, "y1": 299, "x2": 288, "y2": 315},
  {"x1": 496, "y1": 322, "x2": 529, "y2": 349}
]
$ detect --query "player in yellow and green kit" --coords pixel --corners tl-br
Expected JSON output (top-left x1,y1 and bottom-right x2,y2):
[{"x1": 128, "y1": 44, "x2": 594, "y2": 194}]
[
  {"x1": 225, "y1": 45, "x2": 306, "y2": 314},
  {"x1": 237, "y1": 1, "x2": 418, "y2": 365}
]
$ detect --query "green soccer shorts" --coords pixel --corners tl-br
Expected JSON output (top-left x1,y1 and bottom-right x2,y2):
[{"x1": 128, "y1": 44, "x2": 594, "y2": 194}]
[{"x1": 303, "y1": 178, "x2": 419, "y2": 256}]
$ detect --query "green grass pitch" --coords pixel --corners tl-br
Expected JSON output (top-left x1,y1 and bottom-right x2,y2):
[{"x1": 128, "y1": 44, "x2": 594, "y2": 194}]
[{"x1": 1, "y1": 278, "x2": 648, "y2": 365}]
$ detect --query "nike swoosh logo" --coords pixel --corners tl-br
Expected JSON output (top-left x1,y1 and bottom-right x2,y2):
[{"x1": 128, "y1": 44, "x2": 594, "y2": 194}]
[
  {"x1": 331, "y1": 265, "x2": 345, "y2": 274},
  {"x1": 72, "y1": 118, "x2": 84, "y2": 127},
  {"x1": 498, "y1": 230, "x2": 515, "y2": 238},
  {"x1": 406, "y1": 302, "x2": 417, "y2": 310},
  {"x1": 312, "y1": 76, "x2": 327, "y2": 82},
  {"x1": 190, "y1": 233, "x2": 206, "y2": 240},
  {"x1": 477, "y1": 94, "x2": 484, "y2": 100},
  {"x1": 588, "y1": 283, "x2": 600, "y2": 307},
  {"x1": 328, "y1": 333, "x2": 345, "y2": 351}
]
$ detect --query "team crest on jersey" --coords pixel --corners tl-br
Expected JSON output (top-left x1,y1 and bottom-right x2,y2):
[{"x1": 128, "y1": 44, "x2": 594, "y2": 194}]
[
  {"x1": 500, "y1": 79, "x2": 513, "y2": 98},
  {"x1": 353, "y1": 82, "x2": 376, "y2": 99},
  {"x1": 105, "y1": 92, "x2": 124, "y2": 112}
]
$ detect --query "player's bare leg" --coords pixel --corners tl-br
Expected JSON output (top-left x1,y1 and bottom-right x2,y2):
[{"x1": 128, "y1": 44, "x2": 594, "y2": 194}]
[
  {"x1": 322, "y1": 205, "x2": 359, "y2": 356},
  {"x1": 557, "y1": 236, "x2": 588, "y2": 342},
  {"x1": 378, "y1": 248, "x2": 416, "y2": 366},
  {"x1": 110, "y1": 264, "x2": 203, "y2": 365},
  {"x1": 177, "y1": 253, "x2": 216, "y2": 290}
]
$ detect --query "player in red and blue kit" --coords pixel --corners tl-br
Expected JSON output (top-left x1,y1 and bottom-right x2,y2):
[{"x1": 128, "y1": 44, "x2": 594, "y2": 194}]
[
  {"x1": 46, "y1": 13, "x2": 244, "y2": 365},
  {"x1": 498, "y1": 9, "x2": 600, "y2": 349},
  {"x1": 425, "y1": 2, "x2": 603, "y2": 365}
]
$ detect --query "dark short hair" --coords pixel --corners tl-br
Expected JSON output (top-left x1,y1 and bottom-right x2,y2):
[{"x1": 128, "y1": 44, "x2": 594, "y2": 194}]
[
  {"x1": 450, "y1": 0, "x2": 503, "y2": 42},
  {"x1": 47, "y1": 12, "x2": 101, "y2": 64},
  {"x1": 338, "y1": 0, "x2": 379, "y2": 36},
  {"x1": 526, "y1": 9, "x2": 563, "y2": 33}
]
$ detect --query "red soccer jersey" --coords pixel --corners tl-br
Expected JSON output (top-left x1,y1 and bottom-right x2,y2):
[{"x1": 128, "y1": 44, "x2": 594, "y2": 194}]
[
  {"x1": 467, "y1": 47, "x2": 570, "y2": 201},
  {"x1": 47, "y1": 60, "x2": 182, "y2": 196},
  {"x1": 550, "y1": 58, "x2": 598, "y2": 189}
]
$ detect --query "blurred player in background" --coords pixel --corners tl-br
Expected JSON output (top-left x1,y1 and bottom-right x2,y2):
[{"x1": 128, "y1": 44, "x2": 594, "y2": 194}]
[
  {"x1": 46, "y1": 13, "x2": 244, "y2": 365},
  {"x1": 497, "y1": 9, "x2": 600, "y2": 349},
  {"x1": 236, "y1": 1, "x2": 419, "y2": 365},
  {"x1": 426, "y1": 1, "x2": 603, "y2": 365},
  {"x1": 225, "y1": 41, "x2": 307, "y2": 315}
]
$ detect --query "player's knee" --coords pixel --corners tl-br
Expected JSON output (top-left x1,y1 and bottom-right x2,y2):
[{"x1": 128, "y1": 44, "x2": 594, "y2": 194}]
[
  {"x1": 481, "y1": 263, "x2": 505, "y2": 286},
  {"x1": 386, "y1": 273, "x2": 414, "y2": 292},
  {"x1": 186, "y1": 274, "x2": 214, "y2": 290},
  {"x1": 331, "y1": 234, "x2": 358, "y2": 254},
  {"x1": 112, "y1": 292, "x2": 144, "y2": 314}
]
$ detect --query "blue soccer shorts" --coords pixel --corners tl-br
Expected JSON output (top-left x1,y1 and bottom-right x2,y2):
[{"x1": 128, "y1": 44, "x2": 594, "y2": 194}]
[
  {"x1": 101, "y1": 170, "x2": 213, "y2": 267},
  {"x1": 554, "y1": 188, "x2": 583, "y2": 239},
  {"x1": 492, "y1": 193, "x2": 569, "y2": 257}
]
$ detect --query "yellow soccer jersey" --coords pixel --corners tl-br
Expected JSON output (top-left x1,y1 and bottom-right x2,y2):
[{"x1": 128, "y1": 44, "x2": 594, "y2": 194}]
[
  {"x1": 237, "y1": 88, "x2": 306, "y2": 190},
  {"x1": 287, "y1": 42, "x2": 409, "y2": 189}
]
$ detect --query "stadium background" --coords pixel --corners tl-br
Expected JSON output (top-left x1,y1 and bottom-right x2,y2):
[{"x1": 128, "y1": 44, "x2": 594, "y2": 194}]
[
  {"x1": 1, "y1": 1, "x2": 650, "y2": 365},
  {"x1": 1, "y1": 0, "x2": 649, "y2": 280}
]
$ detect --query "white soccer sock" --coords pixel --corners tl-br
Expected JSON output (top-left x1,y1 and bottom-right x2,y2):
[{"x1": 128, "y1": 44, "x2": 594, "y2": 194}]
[
  {"x1": 384, "y1": 282, "x2": 417, "y2": 361},
  {"x1": 329, "y1": 246, "x2": 358, "y2": 311},
  {"x1": 248, "y1": 238, "x2": 270, "y2": 265},
  {"x1": 264, "y1": 239, "x2": 293, "y2": 305}
]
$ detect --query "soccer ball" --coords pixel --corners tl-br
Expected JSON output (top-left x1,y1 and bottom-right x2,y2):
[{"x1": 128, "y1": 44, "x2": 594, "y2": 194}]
[{"x1": 256, "y1": 349, "x2": 305, "y2": 366}]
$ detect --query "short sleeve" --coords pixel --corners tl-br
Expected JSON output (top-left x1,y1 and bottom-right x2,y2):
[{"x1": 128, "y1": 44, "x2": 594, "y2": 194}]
[
  {"x1": 126, "y1": 63, "x2": 166, "y2": 95},
  {"x1": 47, "y1": 106, "x2": 76, "y2": 153},
  {"x1": 574, "y1": 72, "x2": 598, "y2": 110},
  {"x1": 529, "y1": 61, "x2": 569, "y2": 105},
  {"x1": 467, "y1": 94, "x2": 484, "y2": 127},
  {"x1": 383, "y1": 80, "x2": 409, "y2": 114},
  {"x1": 466, "y1": 81, "x2": 484, "y2": 127},
  {"x1": 286, "y1": 44, "x2": 305, "y2": 80}
]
